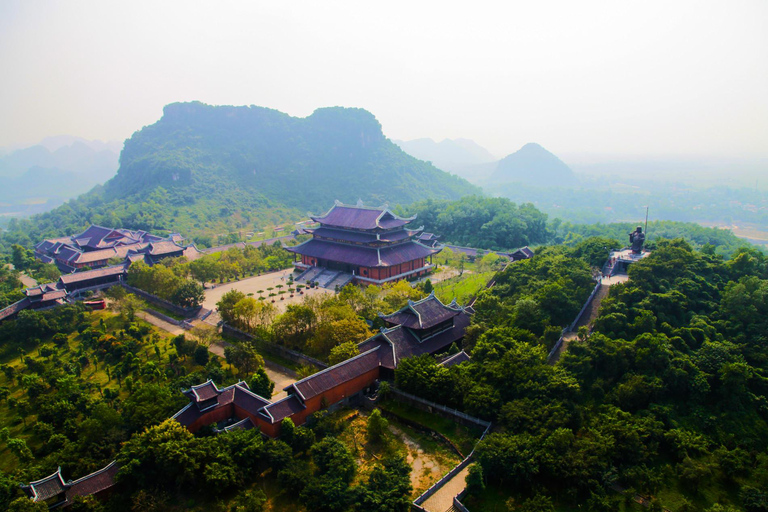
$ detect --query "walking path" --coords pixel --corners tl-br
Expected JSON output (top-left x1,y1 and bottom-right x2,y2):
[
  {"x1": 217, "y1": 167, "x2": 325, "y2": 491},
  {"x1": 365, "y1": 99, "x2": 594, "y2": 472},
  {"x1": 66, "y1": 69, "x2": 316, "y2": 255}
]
[
  {"x1": 549, "y1": 274, "x2": 628, "y2": 363},
  {"x1": 421, "y1": 464, "x2": 472, "y2": 512},
  {"x1": 138, "y1": 309, "x2": 297, "y2": 400}
]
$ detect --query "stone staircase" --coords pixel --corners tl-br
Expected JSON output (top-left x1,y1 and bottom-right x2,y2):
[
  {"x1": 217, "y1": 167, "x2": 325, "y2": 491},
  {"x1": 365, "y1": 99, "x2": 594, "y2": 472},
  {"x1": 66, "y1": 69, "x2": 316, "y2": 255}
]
[
  {"x1": 297, "y1": 266, "x2": 324, "y2": 284},
  {"x1": 327, "y1": 272, "x2": 354, "y2": 291},
  {"x1": 315, "y1": 269, "x2": 341, "y2": 288}
]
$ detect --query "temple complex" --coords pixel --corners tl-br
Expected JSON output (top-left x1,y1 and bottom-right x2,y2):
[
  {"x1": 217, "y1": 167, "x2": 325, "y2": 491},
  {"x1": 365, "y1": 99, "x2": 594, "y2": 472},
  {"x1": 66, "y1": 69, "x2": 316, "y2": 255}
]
[
  {"x1": 285, "y1": 201, "x2": 442, "y2": 285},
  {"x1": 35, "y1": 225, "x2": 199, "y2": 272},
  {"x1": 172, "y1": 293, "x2": 472, "y2": 437}
]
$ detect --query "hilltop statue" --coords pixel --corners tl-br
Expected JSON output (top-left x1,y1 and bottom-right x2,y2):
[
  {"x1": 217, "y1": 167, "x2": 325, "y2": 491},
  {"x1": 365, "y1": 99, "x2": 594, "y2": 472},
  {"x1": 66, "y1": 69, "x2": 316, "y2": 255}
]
[{"x1": 629, "y1": 226, "x2": 645, "y2": 254}]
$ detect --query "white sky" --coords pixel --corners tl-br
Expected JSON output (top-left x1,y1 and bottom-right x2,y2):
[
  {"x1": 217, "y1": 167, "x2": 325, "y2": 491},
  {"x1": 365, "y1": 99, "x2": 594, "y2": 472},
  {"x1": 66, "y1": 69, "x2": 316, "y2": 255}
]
[{"x1": 1, "y1": 0, "x2": 766, "y2": 159}]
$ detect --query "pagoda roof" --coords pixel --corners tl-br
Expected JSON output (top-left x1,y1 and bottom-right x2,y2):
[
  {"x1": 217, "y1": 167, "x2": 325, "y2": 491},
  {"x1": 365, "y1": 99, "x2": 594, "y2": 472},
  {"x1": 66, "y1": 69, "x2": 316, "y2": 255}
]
[
  {"x1": 22, "y1": 467, "x2": 68, "y2": 502},
  {"x1": 310, "y1": 201, "x2": 416, "y2": 230},
  {"x1": 306, "y1": 226, "x2": 423, "y2": 244},
  {"x1": 380, "y1": 292, "x2": 463, "y2": 329},
  {"x1": 285, "y1": 239, "x2": 440, "y2": 268},
  {"x1": 359, "y1": 309, "x2": 471, "y2": 367},
  {"x1": 175, "y1": 381, "x2": 271, "y2": 426}
]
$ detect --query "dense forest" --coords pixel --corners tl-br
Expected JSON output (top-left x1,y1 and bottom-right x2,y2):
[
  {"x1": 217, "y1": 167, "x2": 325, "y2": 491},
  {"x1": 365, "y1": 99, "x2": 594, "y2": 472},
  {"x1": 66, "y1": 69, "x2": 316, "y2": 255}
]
[{"x1": 395, "y1": 240, "x2": 768, "y2": 511}]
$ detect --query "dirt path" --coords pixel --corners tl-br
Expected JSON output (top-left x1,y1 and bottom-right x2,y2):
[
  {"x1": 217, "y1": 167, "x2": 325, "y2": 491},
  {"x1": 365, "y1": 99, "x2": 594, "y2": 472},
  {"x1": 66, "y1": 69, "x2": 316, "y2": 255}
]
[
  {"x1": 421, "y1": 464, "x2": 472, "y2": 512},
  {"x1": 138, "y1": 310, "x2": 297, "y2": 401},
  {"x1": 136, "y1": 311, "x2": 185, "y2": 335},
  {"x1": 388, "y1": 424, "x2": 455, "y2": 496}
]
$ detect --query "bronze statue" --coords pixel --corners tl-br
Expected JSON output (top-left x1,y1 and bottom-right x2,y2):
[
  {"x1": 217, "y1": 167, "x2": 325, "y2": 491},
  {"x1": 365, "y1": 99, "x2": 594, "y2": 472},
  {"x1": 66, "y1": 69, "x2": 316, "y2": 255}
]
[{"x1": 629, "y1": 226, "x2": 645, "y2": 254}]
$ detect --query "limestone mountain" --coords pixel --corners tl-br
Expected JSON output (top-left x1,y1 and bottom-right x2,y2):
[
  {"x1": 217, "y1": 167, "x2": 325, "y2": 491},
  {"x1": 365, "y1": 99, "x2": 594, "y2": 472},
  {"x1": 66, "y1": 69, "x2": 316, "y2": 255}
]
[
  {"x1": 2, "y1": 102, "x2": 479, "y2": 246},
  {"x1": 489, "y1": 142, "x2": 576, "y2": 187}
]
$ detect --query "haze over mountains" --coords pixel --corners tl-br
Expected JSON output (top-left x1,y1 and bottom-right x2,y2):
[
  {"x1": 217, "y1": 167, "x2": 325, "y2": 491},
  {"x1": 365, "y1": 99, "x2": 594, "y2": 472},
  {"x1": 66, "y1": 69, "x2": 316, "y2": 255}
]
[
  {"x1": 2, "y1": 102, "x2": 479, "y2": 244},
  {"x1": 0, "y1": 138, "x2": 121, "y2": 218}
]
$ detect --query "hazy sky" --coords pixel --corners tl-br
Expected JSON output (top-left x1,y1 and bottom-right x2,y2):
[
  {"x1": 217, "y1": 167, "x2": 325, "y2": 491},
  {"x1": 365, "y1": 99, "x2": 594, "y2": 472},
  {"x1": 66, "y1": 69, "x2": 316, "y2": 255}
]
[{"x1": 1, "y1": 1, "x2": 766, "y2": 159}]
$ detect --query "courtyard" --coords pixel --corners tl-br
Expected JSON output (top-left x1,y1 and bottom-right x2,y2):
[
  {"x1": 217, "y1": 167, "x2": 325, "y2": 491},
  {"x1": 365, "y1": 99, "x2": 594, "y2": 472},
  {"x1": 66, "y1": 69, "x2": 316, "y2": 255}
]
[{"x1": 202, "y1": 268, "x2": 332, "y2": 313}]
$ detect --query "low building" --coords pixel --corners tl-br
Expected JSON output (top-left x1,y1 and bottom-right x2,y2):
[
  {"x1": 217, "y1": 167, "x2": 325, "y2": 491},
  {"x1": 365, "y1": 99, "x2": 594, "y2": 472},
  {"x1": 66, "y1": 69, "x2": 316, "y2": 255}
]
[
  {"x1": 172, "y1": 293, "x2": 472, "y2": 437},
  {"x1": 20, "y1": 463, "x2": 119, "y2": 509}
]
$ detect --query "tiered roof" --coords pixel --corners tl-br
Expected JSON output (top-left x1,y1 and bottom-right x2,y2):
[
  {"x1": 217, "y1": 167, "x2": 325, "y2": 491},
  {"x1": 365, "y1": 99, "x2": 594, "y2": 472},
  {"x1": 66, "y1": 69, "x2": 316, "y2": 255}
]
[
  {"x1": 380, "y1": 292, "x2": 463, "y2": 329},
  {"x1": 360, "y1": 293, "x2": 473, "y2": 366},
  {"x1": 310, "y1": 201, "x2": 415, "y2": 231},
  {"x1": 286, "y1": 201, "x2": 442, "y2": 270},
  {"x1": 174, "y1": 381, "x2": 271, "y2": 427}
]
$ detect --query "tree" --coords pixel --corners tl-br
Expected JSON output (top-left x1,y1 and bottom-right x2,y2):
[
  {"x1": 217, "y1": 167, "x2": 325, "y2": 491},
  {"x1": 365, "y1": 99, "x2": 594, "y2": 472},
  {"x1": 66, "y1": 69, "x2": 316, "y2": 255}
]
[
  {"x1": 225, "y1": 343, "x2": 264, "y2": 377},
  {"x1": 229, "y1": 489, "x2": 266, "y2": 512},
  {"x1": 328, "y1": 342, "x2": 359, "y2": 365},
  {"x1": 249, "y1": 367, "x2": 274, "y2": 398},
  {"x1": 465, "y1": 464, "x2": 485, "y2": 496},
  {"x1": 171, "y1": 281, "x2": 204, "y2": 308},
  {"x1": 366, "y1": 409, "x2": 388, "y2": 445},
  {"x1": 8, "y1": 497, "x2": 48, "y2": 512},
  {"x1": 113, "y1": 293, "x2": 144, "y2": 322},
  {"x1": 311, "y1": 437, "x2": 356, "y2": 483},
  {"x1": 194, "y1": 345, "x2": 210, "y2": 366},
  {"x1": 217, "y1": 290, "x2": 246, "y2": 324}
]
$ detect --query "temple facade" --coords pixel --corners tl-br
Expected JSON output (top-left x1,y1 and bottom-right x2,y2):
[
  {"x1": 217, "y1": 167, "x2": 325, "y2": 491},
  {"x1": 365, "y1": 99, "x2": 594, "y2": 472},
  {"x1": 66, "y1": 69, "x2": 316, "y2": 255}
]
[{"x1": 284, "y1": 201, "x2": 442, "y2": 285}]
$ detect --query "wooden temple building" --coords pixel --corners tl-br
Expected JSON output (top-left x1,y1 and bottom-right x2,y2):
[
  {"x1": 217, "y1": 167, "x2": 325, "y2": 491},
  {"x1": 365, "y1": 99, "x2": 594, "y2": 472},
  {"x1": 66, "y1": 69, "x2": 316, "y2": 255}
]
[
  {"x1": 285, "y1": 201, "x2": 443, "y2": 285},
  {"x1": 35, "y1": 225, "x2": 199, "y2": 272},
  {"x1": 20, "y1": 462, "x2": 120, "y2": 509},
  {"x1": 173, "y1": 293, "x2": 472, "y2": 437}
]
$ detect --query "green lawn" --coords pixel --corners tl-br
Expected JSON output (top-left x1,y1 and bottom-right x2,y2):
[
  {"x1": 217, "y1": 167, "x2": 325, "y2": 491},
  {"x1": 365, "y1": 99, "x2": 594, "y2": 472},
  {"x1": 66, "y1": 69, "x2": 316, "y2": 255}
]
[{"x1": 433, "y1": 271, "x2": 495, "y2": 306}]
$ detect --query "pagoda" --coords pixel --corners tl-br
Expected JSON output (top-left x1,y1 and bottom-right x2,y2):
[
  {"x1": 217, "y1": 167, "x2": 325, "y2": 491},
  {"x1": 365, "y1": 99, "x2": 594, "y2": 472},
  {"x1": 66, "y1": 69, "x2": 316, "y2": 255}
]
[{"x1": 285, "y1": 201, "x2": 443, "y2": 284}]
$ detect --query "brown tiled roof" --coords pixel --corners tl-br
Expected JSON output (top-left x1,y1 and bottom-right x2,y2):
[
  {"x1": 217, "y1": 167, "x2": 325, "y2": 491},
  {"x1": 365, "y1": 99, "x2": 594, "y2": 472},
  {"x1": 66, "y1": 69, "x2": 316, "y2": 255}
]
[
  {"x1": 185, "y1": 380, "x2": 220, "y2": 402},
  {"x1": 261, "y1": 395, "x2": 306, "y2": 423},
  {"x1": 58, "y1": 265, "x2": 127, "y2": 285},
  {"x1": 174, "y1": 382, "x2": 265, "y2": 427},
  {"x1": 359, "y1": 311, "x2": 472, "y2": 367},
  {"x1": 0, "y1": 298, "x2": 31, "y2": 321},
  {"x1": 310, "y1": 202, "x2": 415, "y2": 231},
  {"x1": 381, "y1": 293, "x2": 461, "y2": 329},
  {"x1": 73, "y1": 248, "x2": 118, "y2": 264},
  {"x1": 23, "y1": 467, "x2": 67, "y2": 502},
  {"x1": 65, "y1": 461, "x2": 119, "y2": 500},
  {"x1": 148, "y1": 241, "x2": 185, "y2": 256},
  {"x1": 41, "y1": 289, "x2": 67, "y2": 302},
  {"x1": 286, "y1": 239, "x2": 439, "y2": 268},
  {"x1": 289, "y1": 347, "x2": 382, "y2": 401},
  {"x1": 440, "y1": 350, "x2": 471, "y2": 368}
]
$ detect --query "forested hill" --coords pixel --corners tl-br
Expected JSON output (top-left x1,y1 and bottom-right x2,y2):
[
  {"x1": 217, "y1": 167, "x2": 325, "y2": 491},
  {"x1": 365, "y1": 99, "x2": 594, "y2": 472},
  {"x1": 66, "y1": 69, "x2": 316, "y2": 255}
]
[
  {"x1": 110, "y1": 102, "x2": 477, "y2": 209},
  {"x1": 0, "y1": 102, "x2": 478, "y2": 249}
]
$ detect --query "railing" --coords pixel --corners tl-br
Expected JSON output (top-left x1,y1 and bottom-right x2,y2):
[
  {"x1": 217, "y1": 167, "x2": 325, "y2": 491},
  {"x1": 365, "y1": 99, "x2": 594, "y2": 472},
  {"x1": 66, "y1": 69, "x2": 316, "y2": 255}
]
[
  {"x1": 390, "y1": 388, "x2": 491, "y2": 429},
  {"x1": 547, "y1": 280, "x2": 602, "y2": 362},
  {"x1": 222, "y1": 323, "x2": 328, "y2": 370},
  {"x1": 121, "y1": 283, "x2": 199, "y2": 318}
]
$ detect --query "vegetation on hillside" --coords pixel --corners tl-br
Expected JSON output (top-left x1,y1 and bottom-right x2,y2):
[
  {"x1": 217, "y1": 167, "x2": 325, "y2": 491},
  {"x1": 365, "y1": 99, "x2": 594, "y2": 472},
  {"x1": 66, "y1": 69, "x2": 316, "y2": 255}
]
[{"x1": 394, "y1": 239, "x2": 768, "y2": 511}]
